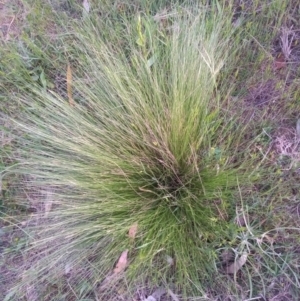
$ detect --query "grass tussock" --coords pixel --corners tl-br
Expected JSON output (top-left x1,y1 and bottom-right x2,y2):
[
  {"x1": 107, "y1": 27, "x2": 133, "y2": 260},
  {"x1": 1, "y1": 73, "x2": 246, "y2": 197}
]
[{"x1": 1, "y1": 1, "x2": 300, "y2": 300}]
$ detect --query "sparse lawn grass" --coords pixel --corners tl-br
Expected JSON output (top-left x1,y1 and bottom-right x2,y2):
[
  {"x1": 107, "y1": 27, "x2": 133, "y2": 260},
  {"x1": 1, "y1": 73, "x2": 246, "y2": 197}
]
[{"x1": 1, "y1": 0, "x2": 300, "y2": 300}]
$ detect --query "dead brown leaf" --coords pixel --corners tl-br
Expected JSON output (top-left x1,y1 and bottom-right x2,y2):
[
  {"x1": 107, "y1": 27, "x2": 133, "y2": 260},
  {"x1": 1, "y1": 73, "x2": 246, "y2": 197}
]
[
  {"x1": 113, "y1": 250, "x2": 128, "y2": 274},
  {"x1": 226, "y1": 253, "x2": 248, "y2": 274},
  {"x1": 67, "y1": 63, "x2": 74, "y2": 106},
  {"x1": 128, "y1": 223, "x2": 138, "y2": 239},
  {"x1": 274, "y1": 53, "x2": 286, "y2": 70}
]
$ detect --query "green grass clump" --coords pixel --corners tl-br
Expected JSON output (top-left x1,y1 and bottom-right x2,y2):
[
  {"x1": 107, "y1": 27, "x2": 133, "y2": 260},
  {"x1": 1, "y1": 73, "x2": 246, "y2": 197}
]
[{"x1": 1, "y1": 1, "x2": 300, "y2": 300}]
